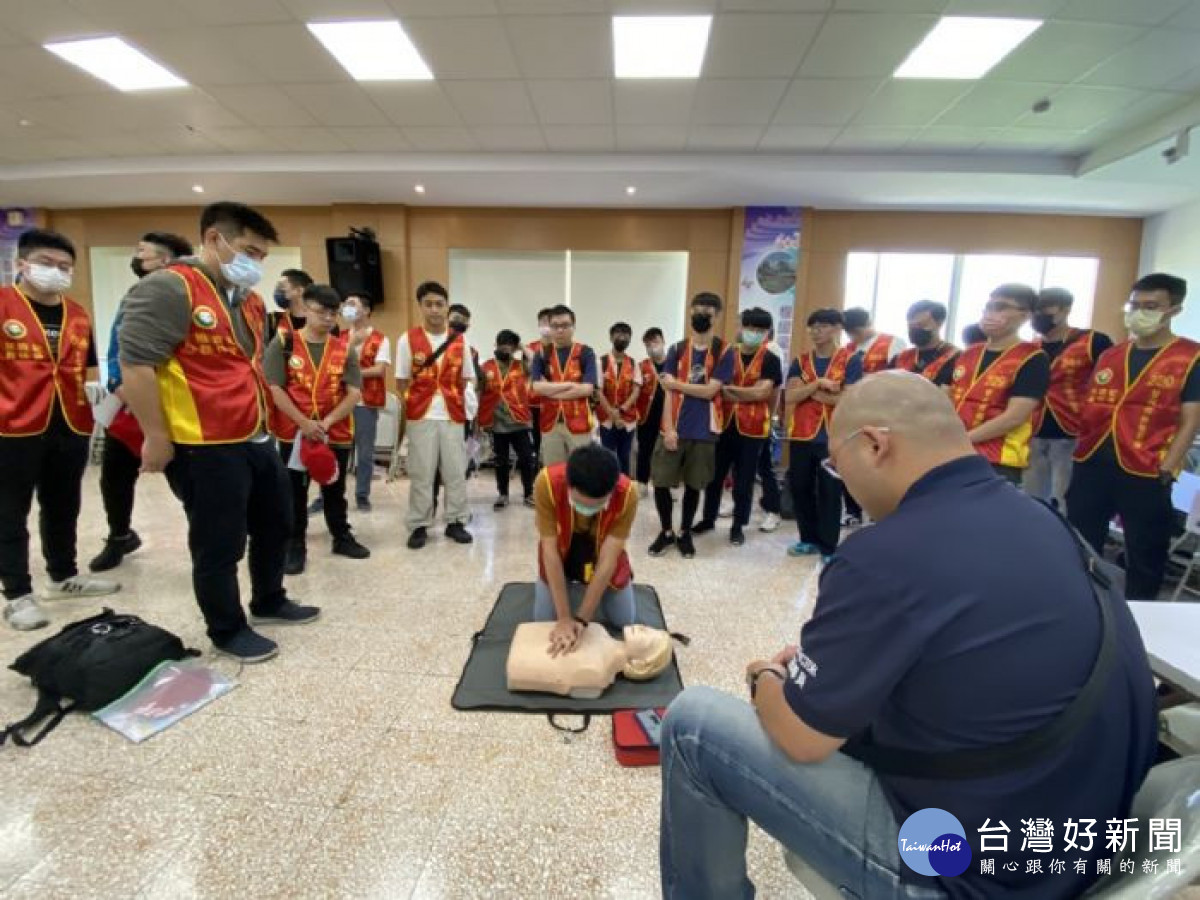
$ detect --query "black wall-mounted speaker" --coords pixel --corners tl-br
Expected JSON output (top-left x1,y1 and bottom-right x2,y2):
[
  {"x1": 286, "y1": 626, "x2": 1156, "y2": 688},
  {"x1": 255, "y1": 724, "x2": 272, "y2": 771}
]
[{"x1": 325, "y1": 235, "x2": 384, "y2": 306}]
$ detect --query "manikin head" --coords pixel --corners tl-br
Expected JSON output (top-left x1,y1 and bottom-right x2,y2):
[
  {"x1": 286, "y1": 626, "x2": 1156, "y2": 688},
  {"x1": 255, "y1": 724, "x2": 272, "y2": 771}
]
[
  {"x1": 621, "y1": 625, "x2": 673, "y2": 680},
  {"x1": 566, "y1": 445, "x2": 621, "y2": 517}
]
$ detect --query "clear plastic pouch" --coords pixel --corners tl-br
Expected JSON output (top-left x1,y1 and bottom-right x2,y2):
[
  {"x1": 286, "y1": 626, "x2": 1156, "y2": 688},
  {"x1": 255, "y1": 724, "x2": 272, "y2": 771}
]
[{"x1": 93, "y1": 659, "x2": 237, "y2": 743}]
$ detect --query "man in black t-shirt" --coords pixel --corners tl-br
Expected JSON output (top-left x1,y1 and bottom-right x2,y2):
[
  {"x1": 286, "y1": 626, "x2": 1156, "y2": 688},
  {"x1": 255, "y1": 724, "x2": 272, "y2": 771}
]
[{"x1": 891, "y1": 299, "x2": 958, "y2": 386}]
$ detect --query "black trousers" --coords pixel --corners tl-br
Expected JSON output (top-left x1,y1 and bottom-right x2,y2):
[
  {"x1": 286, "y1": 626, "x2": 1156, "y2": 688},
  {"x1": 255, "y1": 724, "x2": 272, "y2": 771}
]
[
  {"x1": 635, "y1": 411, "x2": 662, "y2": 485},
  {"x1": 99, "y1": 431, "x2": 140, "y2": 537},
  {"x1": 492, "y1": 429, "x2": 536, "y2": 499},
  {"x1": 702, "y1": 428, "x2": 766, "y2": 527},
  {"x1": 0, "y1": 425, "x2": 89, "y2": 600},
  {"x1": 531, "y1": 408, "x2": 542, "y2": 458},
  {"x1": 1067, "y1": 456, "x2": 1174, "y2": 601},
  {"x1": 165, "y1": 440, "x2": 291, "y2": 642},
  {"x1": 757, "y1": 437, "x2": 782, "y2": 515},
  {"x1": 842, "y1": 484, "x2": 862, "y2": 520},
  {"x1": 600, "y1": 426, "x2": 635, "y2": 475},
  {"x1": 786, "y1": 440, "x2": 842, "y2": 555},
  {"x1": 278, "y1": 441, "x2": 351, "y2": 543}
]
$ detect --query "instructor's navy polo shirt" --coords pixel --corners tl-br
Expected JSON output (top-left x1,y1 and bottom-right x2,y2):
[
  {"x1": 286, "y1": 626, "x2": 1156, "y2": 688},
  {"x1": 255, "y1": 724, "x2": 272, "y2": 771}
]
[{"x1": 785, "y1": 455, "x2": 1157, "y2": 899}]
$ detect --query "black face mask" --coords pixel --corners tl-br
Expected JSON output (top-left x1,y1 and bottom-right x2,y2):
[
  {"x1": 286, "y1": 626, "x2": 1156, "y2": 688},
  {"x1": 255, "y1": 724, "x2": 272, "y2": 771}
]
[
  {"x1": 449, "y1": 321, "x2": 468, "y2": 334},
  {"x1": 495, "y1": 349, "x2": 512, "y2": 362},
  {"x1": 1031, "y1": 313, "x2": 1057, "y2": 335},
  {"x1": 691, "y1": 312, "x2": 712, "y2": 332},
  {"x1": 273, "y1": 288, "x2": 289, "y2": 310},
  {"x1": 613, "y1": 338, "x2": 630, "y2": 352},
  {"x1": 130, "y1": 257, "x2": 149, "y2": 278},
  {"x1": 907, "y1": 326, "x2": 935, "y2": 348}
]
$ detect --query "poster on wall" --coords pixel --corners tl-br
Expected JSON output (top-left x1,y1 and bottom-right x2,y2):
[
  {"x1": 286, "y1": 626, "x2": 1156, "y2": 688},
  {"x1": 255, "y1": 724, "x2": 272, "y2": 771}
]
[
  {"x1": 738, "y1": 206, "x2": 800, "y2": 361},
  {"x1": 1, "y1": 208, "x2": 36, "y2": 286}
]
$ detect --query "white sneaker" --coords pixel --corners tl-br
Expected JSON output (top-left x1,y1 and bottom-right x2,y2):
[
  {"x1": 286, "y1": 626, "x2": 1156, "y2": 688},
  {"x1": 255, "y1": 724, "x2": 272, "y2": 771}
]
[
  {"x1": 44, "y1": 576, "x2": 120, "y2": 600},
  {"x1": 759, "y1": 512, "x2": 781, "y2": 533},
  {"x1": 4, "y1": 594, "x2": 49, "y2": 631},
  {"x1": 638, "y1": 483, "x2": 649, "y2": 498},
  {"x1": 718, "y1": 500, "x2": 735, "y2": 519}
]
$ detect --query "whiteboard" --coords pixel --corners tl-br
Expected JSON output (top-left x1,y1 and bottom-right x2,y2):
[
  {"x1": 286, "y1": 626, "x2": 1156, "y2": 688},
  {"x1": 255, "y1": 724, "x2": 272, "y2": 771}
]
[{"x1": 449, "y1": 250, "x2": 567, "y2": 352}]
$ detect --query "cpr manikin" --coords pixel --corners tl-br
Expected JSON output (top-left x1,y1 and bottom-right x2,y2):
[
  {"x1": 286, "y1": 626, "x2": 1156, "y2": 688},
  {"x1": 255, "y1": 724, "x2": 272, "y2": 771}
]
[{"x1": 507, "y1": 623, "x2": 673, "y2": 699}]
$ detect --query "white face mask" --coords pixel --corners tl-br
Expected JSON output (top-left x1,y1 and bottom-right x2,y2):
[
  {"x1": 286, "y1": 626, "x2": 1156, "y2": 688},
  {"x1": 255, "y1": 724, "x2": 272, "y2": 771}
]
[
  {"x1": 341, "y1": 305, "x2": 360, "y2": 322},
  {"x1": 25, "y1": 263, "x2": 73, "y2": 294},
  {"x1": 1125, "y1": 308, "x2": 1165, "y2": 338},
  {"x1": 217, "y1": 234, "x2": 263, "y2": 289}
]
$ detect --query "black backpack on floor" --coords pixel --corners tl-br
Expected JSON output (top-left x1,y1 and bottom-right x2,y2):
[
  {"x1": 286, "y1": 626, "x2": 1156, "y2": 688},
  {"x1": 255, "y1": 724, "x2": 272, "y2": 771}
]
[{"x1": 1, "y1": 608, "x2": 197, "y2": 747}]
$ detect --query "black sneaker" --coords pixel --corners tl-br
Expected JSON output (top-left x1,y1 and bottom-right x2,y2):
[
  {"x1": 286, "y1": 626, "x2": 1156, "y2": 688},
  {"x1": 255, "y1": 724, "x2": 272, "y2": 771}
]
[
  {"x1": 213, "y1": 627, "x2": 279, "y2": 664},
  {"x1": 308, "y1": 497, "x2": 324, "y2": 514},
  {"x1": 523, "y1": 495, "x2": 536, "y2": 509},
  {"x1": 730, "y1": 525, "x2": 745, "y2": 546},
  {"x1": 284, "y1": 541, "x2": 306, "y2": 576},
  {"x1": 691, "y1": 520, "x2": 716, "y2": 536},
  {"x1": 356, "y1": 497, "x2": 372, "y2": 512},
  {"x1": 493, "y1": 496, "x2": 509, "y2": 511},
  {"x1": 88, "y1": 531, "x2": 142, "y2": 573},
  {"x1": 445, "y1": 523, "x2": 474, "y2": 544},
  {"x1": 407, "y1": 527, "x2": 427, "y2": 550},
  {"x1": 250, "y1": 600, "x2": 321, "y2": 626},
  {"x1": 678, "y1": 532, "x2": 696, "y2": 559},
  {"x1": 648, "y1": 531, "x2": 676, "y2": 557},
  {"x1": 332, "y1": 534, "x2": 370, "y2": 559}
]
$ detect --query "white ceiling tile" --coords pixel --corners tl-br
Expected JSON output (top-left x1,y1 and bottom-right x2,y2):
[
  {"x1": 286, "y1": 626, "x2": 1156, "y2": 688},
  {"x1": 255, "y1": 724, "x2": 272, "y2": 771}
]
[
  {"x1": 402, "y1": 17, "x2": 522, "y2": 80},
  {"x1": 205, "y1": 127, "x2": 283, "y2": 152},
  {"x1": 389, "y1": 0, "x2": 499, "y2": 13},
  {"x1": 506, "y1": 15, "x2": 610, "y2": 78},
  {"x1": 4, "y1": 136, "x2": 96, "y2": 160},
  {"x1": 933, "y1": 81, "x2": 1053, "y2": 128},
  {"x1": 797, "y1": 13, "x2": 940, "y2": 78},
  {"x1": 186, "y1": 0, "x2": 294, "y2": 26},
  {"x1": 758, "y1": 124, "x2": 840, "y2": 149},
  {"x1": 1167, "y1": 65, "x2": 1200, "y2": 92},
  {"x1": 334, "y1": 127, "x2": 412, "y2": 151},
  {"x1": 987, "y1": 21, "x2": 1145, "y2": 84},
  {"x1": 1165, "y1": 2, "x2": 1200, "y2": 28},
  {"x1": 1080, "y1": 90, "x2": 1191, "y2": 133},
  {"x1": 1053, "y1": 0, "x2": 1189, "y2": 26},
  {"x1": 0, "y1": 46, "x2": 118, "y2": 98},
  {"x1": 542, "y1": 124, "x2": 615, "y2": 150},
  {"x1": 401, "y1": 126, "x2": 481, "y2": 150},
  {"x1": 280, "y1": 83, "x2": 391, "y2": 127},
  {"x1": 834, "y1": 0, "x2": 944, "y2": 10},
  {"x1": 772, "y1": 78, "x2": 881, "y2": 125},
  {"x1": 610, "y1": 0, "x2": 717, "y2": 9},
  {"x1": 139, "y1": 128, "x2": 227, "y2": 153},
  {"x1": 260, "y1": 126, "x2": 351, "y2": 151},
  {"x1": 687, "y1": 124, "x2": 765, "y2": 149},
  {"x1": 279, "y1": 0, "x2": 395, "y2": 17},
  {"x1": 719, "y1": 0, "x2": 831, "y2": 9},
  {"x1": 496, "y1": 0, "x2": 597, "y2": 11},
  {"x1": 614, "y1": 82, "x2": 697, "y2": 125},
  {"x1": 128, "y1": 29, "x2": 268, "y2": 85},
  {"x1": 527, "y1": 80, "x2": 613, "y2": 124},
  {"x1": 943, "y1": 0, "x2": 1067, "y2": 15},
  {"x1": 615, "y1": 124, "x2": 689, "y2": 150},
  {"x1": 133, "y1": 92, "x2": 249, "y2": 130},
  {"x1": 1081, "y1": 30, "x2": 1200, "y2": 89},
  {"x1": 83, "y1": 133, "x2": 172, "y2": 156},
  {"x1": 362, "y1": 83, "x2": 464, "y2": 126},
  {"x1": 204, "y1": 86, "x2": 318, "y2": 128},
  {"x1": 703, "y1": 13, "x2": 823, "y2": 78},
  {"x1": 691, "y1": 79, "x2": 789, "y2": 125},
  {"x1": 472, "y1": 125, "x2": 547, "y2": 149},
  {"x1": 217, "y1": 24, "x2": 349, "y2": 83},
  {"x1": 1018, "y1": 85, "x2": 1143, "y2": 130},
  {"x1": 6, "y1": 0, "x2": 105, "y2": 43},
  {"x1": 443, "y1": 80, "x2": 537, "y2": 124},
  {"x1": 66, "y1": 0, "x2": 200, "y2": 32},
  {"x1": 981, "y1": 127, "x2": 1085, "y2": 150},
  {"x1": 831, "y1": 126, "x2": 918, "y2": 149},
  {"x1": 910, "y1": 125, "x2": 999, "y2": 150},
  {"x1": 852, "y1": 81, "x2": 973, "y2": 128},
  {"x1": 29, "y1": 95, "x2": 147, "y2": 136}
]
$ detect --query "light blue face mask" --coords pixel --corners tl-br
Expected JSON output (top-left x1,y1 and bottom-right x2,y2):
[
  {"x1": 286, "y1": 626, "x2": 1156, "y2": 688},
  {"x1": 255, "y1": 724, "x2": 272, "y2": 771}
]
[
  {"x1": 571, "y1": 498, "x2": 605, "y2": 517},
  {"x1": 218, "y1": 234, "x2": 263, "y2": 289},
  {"x1": 742, "y1": 329, "x2": 766, "y2": 348}
]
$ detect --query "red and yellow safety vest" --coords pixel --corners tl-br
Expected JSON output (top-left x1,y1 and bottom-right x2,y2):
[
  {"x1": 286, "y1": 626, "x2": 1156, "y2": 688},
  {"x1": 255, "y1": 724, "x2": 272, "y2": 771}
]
[
  {"x1": 357, "y1": 328, "x2": 388, "y2": 409},
  {"x1": 539, "y1": 343, "x2": 594, "y2": 435},
  {"x1": 272, "y1": 332, "x2": 355, "y2": 445},
  {"x1": 478, "y1": 358, "x2": 532, "y2": 429},
  {"x1": 635, "y1": 358, "x2": 660, "y2": 425},
  {"x1": 893, "y1": 343, "x2": 959, "y2": 382},
  {"x1": 0, "y1": 285, "x2": 95, "y2": 436},
  {"x1": 155, "y1": 264, "x2": 270, "y2": 445},
  {"x1": 664, "y1": 339, "x2": 726, "y2": 435},
  {"x1": 787, "y1": 348, "x2": 850, "y2": 441},
  {"x1": 536, "y1": 462, "x2": 634, "y2": 589},
  {"x1": 527, "y1": 340, "x2": 548, "y2": 410},
  {"x1": 1034, "y1": 329, "x2": 1099, "y2": 437},
  {"x1": 1074, "y1": 338, "x2": 1200, "y2": 477},
  {"x1": 725, "y1": 344, "x2": 772, "y2": 438},
  {"x1": 404, "y1": 328, "x2": 467, "y2": 424},
  {"x1": 598, "y1": 353, "x2": 638, "y2": 426},
  {"x1": 850, "y1": 333, "x2": 896, "y2": 375},
  {"x1": 950, "y1": 341, "x2": 1044, "y2": 468}
]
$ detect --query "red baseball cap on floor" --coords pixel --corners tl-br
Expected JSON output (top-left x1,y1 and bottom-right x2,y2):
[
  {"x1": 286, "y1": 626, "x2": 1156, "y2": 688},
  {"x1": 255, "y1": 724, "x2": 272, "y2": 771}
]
[{"x1": 300, "y1": 437, "x2": 339, "y2": 486}]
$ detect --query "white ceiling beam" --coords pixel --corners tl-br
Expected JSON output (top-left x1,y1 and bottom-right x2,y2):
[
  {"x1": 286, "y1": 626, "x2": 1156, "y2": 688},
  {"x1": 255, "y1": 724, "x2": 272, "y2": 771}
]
[{"x1": 1076, "y1": 94, "x2": 1200, "y2": 176}]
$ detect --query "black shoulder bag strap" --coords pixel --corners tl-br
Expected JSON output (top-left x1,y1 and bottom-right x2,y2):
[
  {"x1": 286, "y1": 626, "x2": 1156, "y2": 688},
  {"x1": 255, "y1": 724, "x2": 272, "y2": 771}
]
[
  {"x1": 414, "y1": 332, "x2": 462, "y2": 374},
  {"x1": 0, "y1": 691, "x2": 76, "y2": 748},
  {"x1": 844, "y1": 516, "x2": 1118, "y2": 781},
  {"x1": 548, "y1": 714, "x2": 591, "y2": 734}
]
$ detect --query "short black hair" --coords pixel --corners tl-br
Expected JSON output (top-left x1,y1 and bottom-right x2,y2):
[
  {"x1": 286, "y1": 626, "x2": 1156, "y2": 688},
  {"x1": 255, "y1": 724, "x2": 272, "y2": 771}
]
[
  {"x1": 643, "y1": 327, "x2": 664, "y2": 342},
  {"x1": 807, "y1": 308, "x2": 844, "y2": 327},
  {"x1": 1037, "y1": 287, "x2": 1074, "y2": 311},
  {"x1": 345, "y1": 290, "x2": 374, "y2": 310},
  {"x1": 566, "y1": 444, "x2": 621, "y2": 499},
  {"x1": 281, "y1": 268, "x2": 313, "y2": 289},
  {"x1": 17, "y1": 228, "x2": 76, "y2": 262},
  {"x1": 416, "y1": 281, "x2": 448, "y2": 303},
  {"x1": 741, "y1": 306, "x2": 773, "y2": 330},
  {"x1": 496, "y1": 329, "x2": 521, "y2": 347},
  {"x1": 1132, "y1": 273, "x2": 1187, "y2": 305},
  {"x1": 962, "y1": 323, "x2": 986, "y2": 345},
  {"x1": 449, "y1": 303, "x2": 471, "y2": 319},
  {"x1": 691, "y1": 291, "x2": 723, "y2": 313},
  {"x1": 537, "y1": 307, "x2": 554, "y2": 321},
  {"x1": 842, "y1": 307, "x2": 871, "y2": 330},
  {"x1": 142, "y1": 231, "x2": 193, "y2": 259},
  {"x1": 303, "y1": 284, "x2": 341, "y2": 310},
  {"x1": 991, "y1": 283, "x2": 1037, "y2": 312},
  {"x1": 907, "y1": 299, "x2": 947, "y2": 325},
  {"x1": 610, "y1": 321, "x2": 632, "y2": 337},
  {"x1": 547, "y1": 304, "x2": 575, "y2": 324},
  {"x1": 199, "y1": 201, "x2": 279, "y2": 244}
]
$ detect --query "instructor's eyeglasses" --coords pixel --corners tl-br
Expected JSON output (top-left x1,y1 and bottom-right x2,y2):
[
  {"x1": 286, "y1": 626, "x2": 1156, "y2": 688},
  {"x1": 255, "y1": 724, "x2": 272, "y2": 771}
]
[{"x1": 822, "y1": 427, "x2": 889, "y2": 480}]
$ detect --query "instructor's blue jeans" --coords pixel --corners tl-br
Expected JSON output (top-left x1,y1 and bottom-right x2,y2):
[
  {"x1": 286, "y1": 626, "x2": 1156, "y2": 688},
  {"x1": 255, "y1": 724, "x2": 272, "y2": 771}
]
[
  {"x1": 659, "y1": 686, "x2": 946, "y2": 900},
  {"x1": 533, "y1": 579, "x2": 637, "y2": 626}
]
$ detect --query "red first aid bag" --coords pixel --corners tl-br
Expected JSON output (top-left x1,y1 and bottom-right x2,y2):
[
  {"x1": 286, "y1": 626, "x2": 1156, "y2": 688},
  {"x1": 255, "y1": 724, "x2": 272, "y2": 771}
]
[{"x1": 612, "y1": 707, "x2": 666, "y2": 767}]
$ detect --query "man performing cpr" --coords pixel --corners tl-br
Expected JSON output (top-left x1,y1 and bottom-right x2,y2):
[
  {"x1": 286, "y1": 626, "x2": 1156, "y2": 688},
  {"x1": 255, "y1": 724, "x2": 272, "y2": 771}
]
[{"x1": 534, "y1": 444, "x2": 639, "y2": 657}]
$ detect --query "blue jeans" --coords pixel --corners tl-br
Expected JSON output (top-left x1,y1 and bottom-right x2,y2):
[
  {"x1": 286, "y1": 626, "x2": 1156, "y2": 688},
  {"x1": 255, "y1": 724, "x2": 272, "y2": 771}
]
[
  {"x1": 1023, "y1": 437, "x2": 1075, "y2": 514},
  {"x1": 352, "y1": 406, "x2": 379, "y2": 502},
  {"x1": 600, "y1": 426, "x2": 634, "y2": 476},
  {"x1": 533, "y1": 579, "x2": 637, "y2": 626},
  {"x1": 660, "y1": 686, "x2": 946, "y2": 900}
]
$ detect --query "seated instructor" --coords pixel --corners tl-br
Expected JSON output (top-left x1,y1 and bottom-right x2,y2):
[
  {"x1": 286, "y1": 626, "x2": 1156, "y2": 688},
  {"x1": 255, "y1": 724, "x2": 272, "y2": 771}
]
[
  {"x1": 659, "y1": 371, "x2": 1157, "y2": 900},
  {"x1": 534, "y1": 444, "x2": 638, "y2": 658}
]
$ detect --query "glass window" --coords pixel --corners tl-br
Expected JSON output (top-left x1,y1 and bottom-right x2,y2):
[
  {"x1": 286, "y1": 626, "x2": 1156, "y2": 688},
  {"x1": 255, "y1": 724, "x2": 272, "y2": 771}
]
[
  {"x1": 844, "y1": 253, "x2": 878, "y2": 312},
  {"x1": 954, "y1": 254, "x2": 1045, "y2": 341},
  {"x1": 873, "y1": 253, "x2": 955, "y2": 340},
  {"x1": 1042, "y1": 256, "x2": 1099, "y2": 328}
]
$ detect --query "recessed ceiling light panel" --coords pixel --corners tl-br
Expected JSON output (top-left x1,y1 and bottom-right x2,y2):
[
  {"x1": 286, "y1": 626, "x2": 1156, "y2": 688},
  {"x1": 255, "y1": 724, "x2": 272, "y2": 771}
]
[
  {"x1": 44, "y1": 37, "x2": 187, "y2": 91},
  {"x1": 307, "y1": 20, "x2": 433, "y2": 81},
  {"x1": 894, "y1": 17, "x2": 1041, "y2": 80},
  {"x1": 613, "y1": 16, "x2": 712, "y2": 79}
]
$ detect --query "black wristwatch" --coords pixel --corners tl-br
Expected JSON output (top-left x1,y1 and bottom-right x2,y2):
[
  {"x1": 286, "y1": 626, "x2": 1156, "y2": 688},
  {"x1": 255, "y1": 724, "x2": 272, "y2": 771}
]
[
  {"x1": 1159, "y1": 470, "x2": 1176, "y2": 487},
  {"x1": 749, "y1": 666, "x2": 785, "y2": 700},
  {"x1": 573, "y1": 615, "x2": 589, "y2": 628}
]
